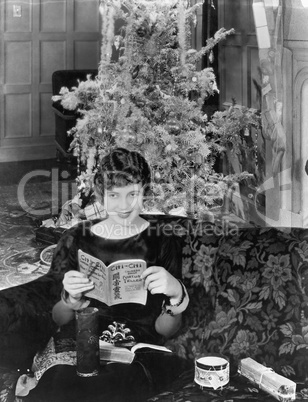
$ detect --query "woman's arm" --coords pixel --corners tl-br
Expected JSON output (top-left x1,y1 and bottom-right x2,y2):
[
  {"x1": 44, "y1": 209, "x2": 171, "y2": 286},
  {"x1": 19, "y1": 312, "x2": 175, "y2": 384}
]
[
  {"x1": 52, "y1": 271, "x2": 93, "y2": 326},
  {"x1": 52, "y1": 291, "x2": 90, "y2": 326},
  {"x1": 142, "y1": 265, "x2": 189, "y2": 338},
  {"x1": 155, "y1": 280, "x2": 189, "y2": 338},
  {"x1": 155, "y1": 310, "x2": 182, "y2": 338}
]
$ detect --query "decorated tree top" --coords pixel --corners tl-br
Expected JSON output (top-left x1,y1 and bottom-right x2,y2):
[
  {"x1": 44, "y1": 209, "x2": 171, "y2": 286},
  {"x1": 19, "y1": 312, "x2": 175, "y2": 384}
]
[{"x1": 53, "y1": 0, "x2": 258, "y2": 218}]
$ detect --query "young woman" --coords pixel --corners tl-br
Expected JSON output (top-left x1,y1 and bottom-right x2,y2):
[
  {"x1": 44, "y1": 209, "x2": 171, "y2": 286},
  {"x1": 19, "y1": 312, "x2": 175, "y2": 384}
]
[{"x1": 27, "y1": 148, "x2": 190, "y2": 402}]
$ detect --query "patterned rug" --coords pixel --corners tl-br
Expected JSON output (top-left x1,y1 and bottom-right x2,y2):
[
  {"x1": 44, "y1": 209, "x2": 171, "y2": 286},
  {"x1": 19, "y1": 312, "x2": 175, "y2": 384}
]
[{"x1": 0, "y1": 180, "x2": 75, "y2": 290}]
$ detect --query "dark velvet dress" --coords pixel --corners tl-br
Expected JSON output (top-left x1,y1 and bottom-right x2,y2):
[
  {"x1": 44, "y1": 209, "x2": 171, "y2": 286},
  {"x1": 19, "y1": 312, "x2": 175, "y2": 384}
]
[{"x1": 26, "y1": 217, "x2": 190, "y2": 402}]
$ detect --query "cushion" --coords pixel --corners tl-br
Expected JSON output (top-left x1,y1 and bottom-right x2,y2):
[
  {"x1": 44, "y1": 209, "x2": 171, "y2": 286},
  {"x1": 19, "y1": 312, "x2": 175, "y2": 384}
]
[
  {"x1": 166, "y1": 224, "x2": 308, "y2": 382},
  {"x1": 203, "y1": 227, "x2": 308, "y2": 381},
  {"x1": 0, "y1": 367, "x2": 20, "y2": 402},
  {"x1": 165, "y1": 220, "x2": 222, "y2": 360}
]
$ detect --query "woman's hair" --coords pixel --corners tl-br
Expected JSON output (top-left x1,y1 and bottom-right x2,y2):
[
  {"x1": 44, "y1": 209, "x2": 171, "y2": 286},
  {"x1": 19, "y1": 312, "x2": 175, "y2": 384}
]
[{"x1": 94, "y1": 148, "x2": 151, "y2": 200}]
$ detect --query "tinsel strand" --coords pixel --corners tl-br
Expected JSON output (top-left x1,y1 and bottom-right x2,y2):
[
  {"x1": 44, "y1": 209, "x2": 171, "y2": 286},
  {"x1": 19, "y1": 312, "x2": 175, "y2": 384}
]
[
  {"x1": 99, "y1": 1, "x2": 116, "y2": 75},
  {"x1": 177, "y1": 0, "x2": 186, "y2": 67},
  {"x1": 106, "y1": 6, "x2": 116, "y2": 64}
]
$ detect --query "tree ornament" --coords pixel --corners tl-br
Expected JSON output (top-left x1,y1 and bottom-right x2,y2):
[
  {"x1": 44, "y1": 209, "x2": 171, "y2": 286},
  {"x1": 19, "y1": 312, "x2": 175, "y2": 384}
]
[
  {"x1": 149, "y1": 100, "x2": 159, "y2": 111},
  {"x1": 166, "y1": 113, "x2": 181, "y2": 134},
  {"x1": 167, "y1": 120, "x2": 181, "y2": 134},
  {"x1": 149, "y1": 11, "x2": 158, "y2": 24},
  {"x1": 154, "y1": 171, "x2": 161, "y2": 180},
  {"x1": 144, "y1": 84, "x2": 155, "y2": 95},
  {"x1": 194, "y1": 152, "x2": 203, "y2": 166},
  {"x1": 136, "y1": 27, "x2": 146, "y2": 37},
  {"x1": 160, "y1": 91, "x2": 170, "y2": 100},
  {"x1": 136, "y1": 22, "x2": 149, "y2": 37},
  {"x1": 87, "y1": 138, "x2": 95, "y2": 147},
  {"x1": 127, "y1": 129, "x2": 136, "y2": 142},
  {"x1": 132, "y1": 65, "x2": 140, "y2": 79},
  {"x1": 209, "y1": 50, "x2": 214, "y2": 64},
  {"x1": 121, "y1": 128, "x2": 129, "y2": 141},
  {"x1": 135, "y1": 98, "x2": 145, "y2": 107},
  {"x1": 189, "y1": 12, "x2": 197, "y2": 27},
  {"x1": 165, "y1": 144, "x2": 172, "y2": 153}
]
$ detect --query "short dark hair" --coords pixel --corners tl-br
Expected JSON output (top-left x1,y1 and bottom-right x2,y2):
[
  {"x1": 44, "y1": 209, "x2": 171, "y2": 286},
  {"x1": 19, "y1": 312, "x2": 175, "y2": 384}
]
[{"x1": 94, "y1": 148, "x2": 151, "y2": 200}]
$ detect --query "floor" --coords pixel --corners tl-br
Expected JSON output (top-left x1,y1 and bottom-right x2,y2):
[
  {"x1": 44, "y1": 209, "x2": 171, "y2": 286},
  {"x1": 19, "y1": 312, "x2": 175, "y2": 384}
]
[{"x1": 0, "y1": 157, "x2": 78, "y2": 290}]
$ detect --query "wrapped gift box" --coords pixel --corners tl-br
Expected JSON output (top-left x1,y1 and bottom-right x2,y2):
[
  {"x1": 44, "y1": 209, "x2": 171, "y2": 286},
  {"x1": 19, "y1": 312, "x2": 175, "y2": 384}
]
[{"x1": 238, "y1": 358, "x2": 296, "y2": 402}]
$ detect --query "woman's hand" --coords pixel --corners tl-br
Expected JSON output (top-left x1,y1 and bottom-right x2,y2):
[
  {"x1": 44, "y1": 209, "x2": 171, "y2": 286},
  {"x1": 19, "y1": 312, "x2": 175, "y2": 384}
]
[
  {"x1": 63, "y1": 270, "x2": 94, "y2": 302},
  {"x1": 141, "y1": 266, "x2": 182, "y2": 303},
  {"x1": 143, "y1": 267, "x2": 187, "y2": 338}
]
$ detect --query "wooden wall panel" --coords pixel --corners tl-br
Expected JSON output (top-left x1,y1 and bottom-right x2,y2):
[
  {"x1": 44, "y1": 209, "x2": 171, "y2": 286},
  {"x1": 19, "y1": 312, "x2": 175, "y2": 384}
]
[
  {"x1": 40, "y1": 41, "x2": 66, "y2": 83},
  {"x1": 40, "y1": 93, "x2": 54, "y2": 137},
  {"x1": 5, "y1": 0, "x2": 31, "y2": 33},
  {"x1": 248, "y1": 46, "x2": 260, "y2": 109},
  {"x1": 5, "y1": 94, "x2": 31, "y2": 138},
  {"x1": 292, "y1": 59, "x2": 308, "y2": 222},
  {"x1": 190, "y1": 0, "x2": 203, "y2": 50},
  {"x1": 75, "y1": 0, "x2": 100, "y2": 32},
  {"x1": 285, "y1": 0, "x2": 308, "y2": 41},
  {"x1": 40, "y1": 0, "x2": 66, "y2": 33},
  {"x1": 5, "y1": 41, "x2": 31, "y2": 84},
  {"x1": 218, "y1": 0, "x2": 259, "y2": 108},
  {"x1": 221, "y1": 46, "x2": 243, "y2": 104},
  {"x1": 75, "y1": 41, "x2": 100, "y2": 69},
  {"x1": 221, "y1": 0, "x2": 242, "y2": 32}
]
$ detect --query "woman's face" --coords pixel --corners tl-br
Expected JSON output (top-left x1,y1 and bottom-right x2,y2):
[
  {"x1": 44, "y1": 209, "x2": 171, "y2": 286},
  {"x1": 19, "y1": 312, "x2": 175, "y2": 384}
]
[{"x1": 103, "y1": 183, "x2": 144, "y2": 227}]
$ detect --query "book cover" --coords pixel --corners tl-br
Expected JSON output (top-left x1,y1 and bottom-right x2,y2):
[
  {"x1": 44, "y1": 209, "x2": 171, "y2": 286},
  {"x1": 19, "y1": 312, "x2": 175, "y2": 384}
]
[
  {"x1": 99, "y1": 340, "x2": 172, "y2": 364},
  {"x1": 78, "y1": 249, "x2": 147, "y2": 306}
]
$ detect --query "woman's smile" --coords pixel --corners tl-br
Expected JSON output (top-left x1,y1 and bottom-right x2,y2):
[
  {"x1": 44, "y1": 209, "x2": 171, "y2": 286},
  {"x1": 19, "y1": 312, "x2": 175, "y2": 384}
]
[{"x1": 117, "y1": 211, "x2": 132, "y2": 219}]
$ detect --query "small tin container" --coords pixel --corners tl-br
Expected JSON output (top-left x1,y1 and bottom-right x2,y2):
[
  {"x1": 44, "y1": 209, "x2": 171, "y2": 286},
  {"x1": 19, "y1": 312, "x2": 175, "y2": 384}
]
[{"x1": 194, "y1": 355, "x2": 229, "y2": 390}]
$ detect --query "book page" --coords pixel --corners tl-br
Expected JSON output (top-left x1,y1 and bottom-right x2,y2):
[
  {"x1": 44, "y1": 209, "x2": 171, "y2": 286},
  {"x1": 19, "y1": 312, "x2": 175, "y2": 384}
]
[
  {"x1": 78, "y1": 249, "x2": 108, "y2": 304},
  {"x1": 99, "y1": 341, "x2": 134, "y2": 364},
  {"x1": 99, "y1": 341, "x2": 172, "y2": 364},
  {"x1": 131, "y1": 343, "x2": 172, "y2": 354},
  {"x1": 108, "y1": 260, "x2": 147, "y2": 306}
]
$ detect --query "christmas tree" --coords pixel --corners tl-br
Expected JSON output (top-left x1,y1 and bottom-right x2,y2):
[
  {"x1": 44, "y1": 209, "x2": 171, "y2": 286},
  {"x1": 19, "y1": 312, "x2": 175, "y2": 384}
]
[{"x1": 53, "y1": 0, "x2": 259, "y2": 219}]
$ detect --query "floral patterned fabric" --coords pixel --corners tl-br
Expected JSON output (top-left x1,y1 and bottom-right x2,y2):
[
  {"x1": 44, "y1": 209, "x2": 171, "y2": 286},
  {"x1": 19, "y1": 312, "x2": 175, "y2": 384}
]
[{"x1": 166, "y1": 224, "x2": 308, "y2": 385}]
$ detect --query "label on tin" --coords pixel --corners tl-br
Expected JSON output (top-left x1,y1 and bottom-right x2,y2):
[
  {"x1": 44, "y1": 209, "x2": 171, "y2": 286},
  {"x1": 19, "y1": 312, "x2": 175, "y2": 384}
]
[{"x1": 208, "y1": 372, "x2": 224, "y2": 389}]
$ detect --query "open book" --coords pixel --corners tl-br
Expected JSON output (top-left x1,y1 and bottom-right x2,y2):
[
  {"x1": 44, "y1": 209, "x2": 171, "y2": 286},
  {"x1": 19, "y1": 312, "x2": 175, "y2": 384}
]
[
  {"x1": 78, "y1": 249, "x2": 147, "y2": 306},
  {"x1": 99, "y1": 340, "x2": 172, "y2": 364}
]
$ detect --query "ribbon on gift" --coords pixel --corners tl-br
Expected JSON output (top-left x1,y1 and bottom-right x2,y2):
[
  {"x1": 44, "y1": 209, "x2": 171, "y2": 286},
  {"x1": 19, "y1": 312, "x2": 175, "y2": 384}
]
[{"x1": 259, "y1": 367, "x2": 274, "y2": 388}]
